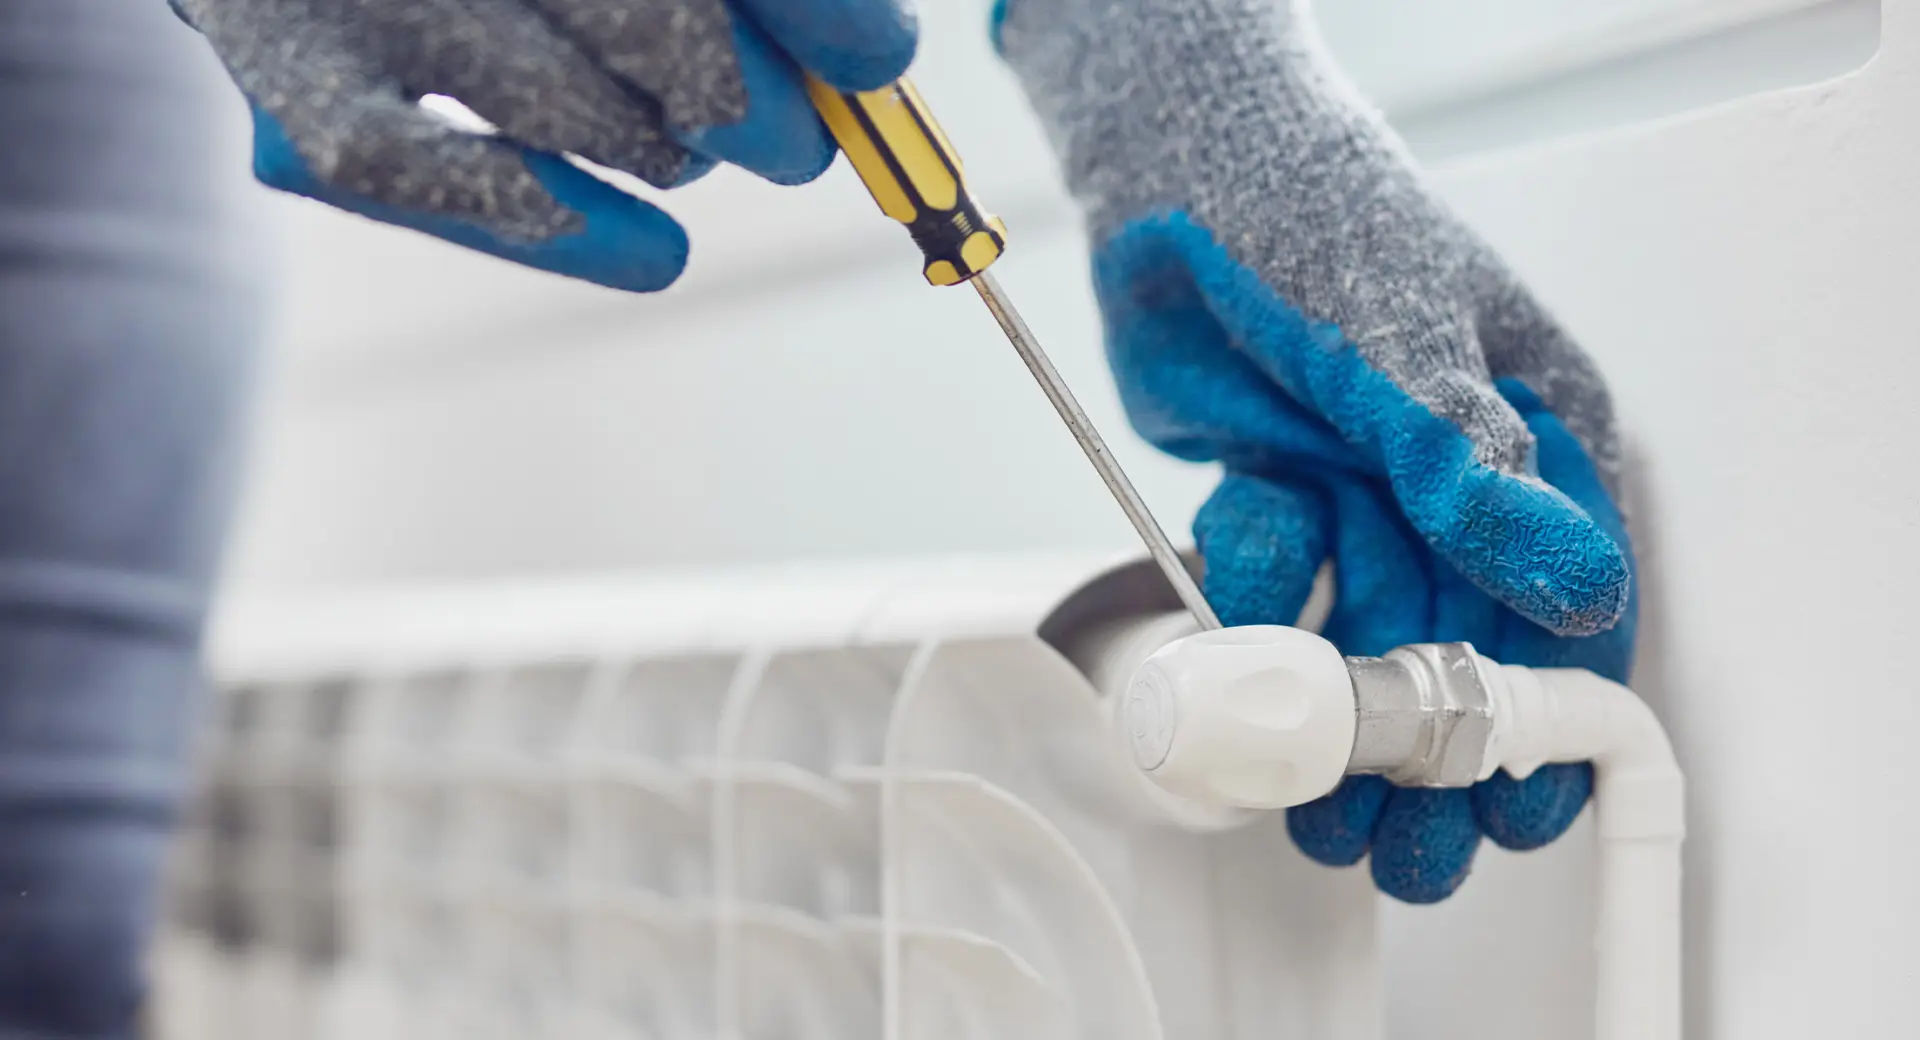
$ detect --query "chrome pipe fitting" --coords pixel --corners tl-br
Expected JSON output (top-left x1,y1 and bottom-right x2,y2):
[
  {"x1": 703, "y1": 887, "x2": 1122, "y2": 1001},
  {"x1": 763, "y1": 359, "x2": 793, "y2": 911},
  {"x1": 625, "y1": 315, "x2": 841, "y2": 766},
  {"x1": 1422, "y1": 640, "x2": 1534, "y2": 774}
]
[{"x1": 1345, "y1": 642, "x2": 1497, "y2": 788}]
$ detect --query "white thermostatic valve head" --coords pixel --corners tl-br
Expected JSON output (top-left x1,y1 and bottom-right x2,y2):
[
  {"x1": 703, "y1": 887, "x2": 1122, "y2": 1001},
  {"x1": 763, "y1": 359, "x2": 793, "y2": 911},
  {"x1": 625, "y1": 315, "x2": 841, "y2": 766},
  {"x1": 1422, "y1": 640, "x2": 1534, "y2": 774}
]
[{"x1": 1124, "y1": 626, "x2": 1357, "y2": 809}]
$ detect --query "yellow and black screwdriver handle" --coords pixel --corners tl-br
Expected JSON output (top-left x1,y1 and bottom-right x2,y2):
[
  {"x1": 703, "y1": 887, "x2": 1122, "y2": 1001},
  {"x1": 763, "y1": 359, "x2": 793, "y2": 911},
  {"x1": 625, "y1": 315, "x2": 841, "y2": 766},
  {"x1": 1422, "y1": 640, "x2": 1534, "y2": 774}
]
[{"x1": 807, "y1": 77, "x2": 1009, "y2": 286}]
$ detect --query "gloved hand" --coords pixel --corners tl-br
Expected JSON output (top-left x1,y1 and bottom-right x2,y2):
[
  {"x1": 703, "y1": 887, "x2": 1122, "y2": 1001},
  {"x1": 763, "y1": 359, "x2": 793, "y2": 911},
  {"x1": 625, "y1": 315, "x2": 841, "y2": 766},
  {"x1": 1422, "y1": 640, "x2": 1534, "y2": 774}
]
[
  {"x1": 996, "y1": 0, "x2": 1636, "y2": 901},
  {"x1": 1250, "y1": 384, "x2": 1635, "y2": 902},
  {"x1": 173, "y1": 0, "x2": 919, "y2": 292}
]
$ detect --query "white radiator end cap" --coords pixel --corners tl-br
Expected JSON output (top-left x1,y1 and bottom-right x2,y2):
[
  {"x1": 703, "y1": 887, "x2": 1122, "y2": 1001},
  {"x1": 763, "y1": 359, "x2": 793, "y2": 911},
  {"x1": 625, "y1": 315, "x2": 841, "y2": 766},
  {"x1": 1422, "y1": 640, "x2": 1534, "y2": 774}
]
[{"x1": 1125, "y1": 626, "x2": 1356, "y2": 810}]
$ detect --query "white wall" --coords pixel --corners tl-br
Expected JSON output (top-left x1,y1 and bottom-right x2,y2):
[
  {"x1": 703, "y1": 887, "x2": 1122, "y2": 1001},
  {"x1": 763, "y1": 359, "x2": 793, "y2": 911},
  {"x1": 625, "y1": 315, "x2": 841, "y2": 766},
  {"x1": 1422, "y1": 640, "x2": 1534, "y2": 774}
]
[{"x1": 208, "y1": 1, "x2": 1907, "y2": 1037}]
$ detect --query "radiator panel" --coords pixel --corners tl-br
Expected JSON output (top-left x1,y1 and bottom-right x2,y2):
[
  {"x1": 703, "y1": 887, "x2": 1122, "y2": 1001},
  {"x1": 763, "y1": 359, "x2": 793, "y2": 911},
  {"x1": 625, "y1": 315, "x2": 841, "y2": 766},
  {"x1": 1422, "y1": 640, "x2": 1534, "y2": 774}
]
[{"x1": 157, "y1": 555, "x2": 1380, "y2": 1039}]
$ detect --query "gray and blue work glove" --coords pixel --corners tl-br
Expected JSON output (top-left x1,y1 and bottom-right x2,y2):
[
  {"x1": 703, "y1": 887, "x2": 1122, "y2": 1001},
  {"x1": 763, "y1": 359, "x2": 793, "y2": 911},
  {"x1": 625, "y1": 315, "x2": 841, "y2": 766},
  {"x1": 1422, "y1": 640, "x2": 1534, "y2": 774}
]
[
  {"x1": 996, "y1": 0, "x2": 1636, "y2": 903},
  {"x1": 172, "y1": 0, "x2": 920, "y2": 292}
]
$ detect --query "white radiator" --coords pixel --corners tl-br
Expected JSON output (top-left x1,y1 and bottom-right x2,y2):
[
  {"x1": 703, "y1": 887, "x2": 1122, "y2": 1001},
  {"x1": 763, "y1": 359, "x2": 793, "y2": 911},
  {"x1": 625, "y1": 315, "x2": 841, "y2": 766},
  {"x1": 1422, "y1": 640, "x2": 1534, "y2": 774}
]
[{"x1": 155, "y1": 553, "x2": 1382, "y2": 1040}]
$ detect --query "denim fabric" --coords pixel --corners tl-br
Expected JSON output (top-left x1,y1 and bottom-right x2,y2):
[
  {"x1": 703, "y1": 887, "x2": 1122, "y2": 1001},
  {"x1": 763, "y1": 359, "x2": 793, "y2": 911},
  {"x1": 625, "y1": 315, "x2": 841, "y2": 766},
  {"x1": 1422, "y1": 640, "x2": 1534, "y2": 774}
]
[{"x1": 0, "y1": 2, "x2": 261, "y2": 1036}]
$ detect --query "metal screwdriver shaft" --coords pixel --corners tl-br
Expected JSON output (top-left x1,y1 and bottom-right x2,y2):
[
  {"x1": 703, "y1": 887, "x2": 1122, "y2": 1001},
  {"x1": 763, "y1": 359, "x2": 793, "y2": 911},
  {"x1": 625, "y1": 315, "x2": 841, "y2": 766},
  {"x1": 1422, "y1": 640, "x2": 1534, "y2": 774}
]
[
  {"x1": 972, "y1": 272, "x2": 1222, "y2": 629},
  {"x1": 808, "y1": 76, "x2": 1221, "y2": 630}
]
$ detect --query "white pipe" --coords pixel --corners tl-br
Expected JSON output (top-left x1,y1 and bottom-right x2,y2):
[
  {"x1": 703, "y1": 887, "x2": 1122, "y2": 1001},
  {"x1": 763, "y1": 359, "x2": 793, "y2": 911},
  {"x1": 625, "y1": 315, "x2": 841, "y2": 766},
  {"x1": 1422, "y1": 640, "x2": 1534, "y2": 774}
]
[{"x1": 1484, "y1": 664, "x2": 1685, "y2": 1040}]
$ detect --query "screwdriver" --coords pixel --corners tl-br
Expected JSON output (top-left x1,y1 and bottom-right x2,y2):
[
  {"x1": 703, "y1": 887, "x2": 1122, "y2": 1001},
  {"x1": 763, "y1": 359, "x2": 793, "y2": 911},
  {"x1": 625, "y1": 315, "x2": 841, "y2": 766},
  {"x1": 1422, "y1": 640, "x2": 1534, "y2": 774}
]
[{"x1": 805, "y1": 77, "x2": 1222, "y2": 631}]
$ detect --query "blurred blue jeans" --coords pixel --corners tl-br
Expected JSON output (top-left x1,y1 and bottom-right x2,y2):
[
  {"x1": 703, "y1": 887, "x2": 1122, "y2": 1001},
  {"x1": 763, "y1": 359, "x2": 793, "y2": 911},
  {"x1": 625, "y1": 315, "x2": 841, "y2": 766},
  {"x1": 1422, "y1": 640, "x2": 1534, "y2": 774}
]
[{"x1": 0, "y1": 2, "x2": 260, "y2": 1037}]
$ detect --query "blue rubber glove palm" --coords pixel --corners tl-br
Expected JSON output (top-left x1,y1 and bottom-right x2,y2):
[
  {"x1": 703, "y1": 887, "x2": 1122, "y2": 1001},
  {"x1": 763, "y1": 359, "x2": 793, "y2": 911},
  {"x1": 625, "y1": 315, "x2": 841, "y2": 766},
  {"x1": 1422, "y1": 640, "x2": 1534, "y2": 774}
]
[
  {"x1": 998, "y1": 0, "x2": 1636, "y2": 902},
  {"x1": 175, "y1": 0, "x2": 919, "y2": 292}
]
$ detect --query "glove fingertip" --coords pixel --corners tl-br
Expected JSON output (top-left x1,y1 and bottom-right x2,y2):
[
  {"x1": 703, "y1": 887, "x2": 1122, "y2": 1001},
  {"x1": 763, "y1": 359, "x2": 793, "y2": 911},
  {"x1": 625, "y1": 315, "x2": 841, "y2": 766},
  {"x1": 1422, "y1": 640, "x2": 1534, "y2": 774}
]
[
  {"x1": 735, "y1": 0, "x2": 919, "y2": 93},
  {"x1": 989, "y1": 0, "x2": 1011, "y2": 55},
  {"x1": 805, "y1": 33, "x2": 918, "y2": 94},
  {"x1": 667, "y1": 153, "x2": 721, "y2": 189},
  {"x1": 1287, "y1": 775, "x2": 1391, "y2": 868},
  {"x1": 675, "y1": 17, "x2": 837, "y2": 186},
  {"x1": 519, "y1": 151, "x2": 691, "y2": 292},
  {"x1": 1451, "y1": 466, "x2": 1631, "y2": 637},
  {"x1": 1368, "y1": 788, "x2": 1480, "y2": 904},
  {"x1": 675, "y1": 121, "x2": 834, "y2": 187},
  {"x1": 1472, "y1": 764, "x2": 1593, "y2": 851},
  {"x1": 1195, "y1": 474, "x2": 1328, "y2": 629},
  {"x1": 248, "y1": 106, "x2": 319, "y2": 197}
]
